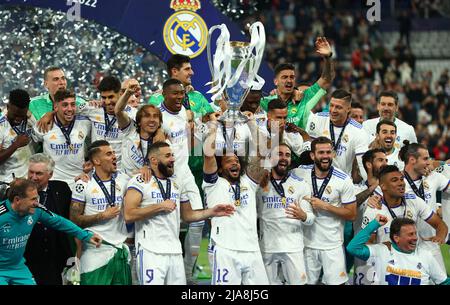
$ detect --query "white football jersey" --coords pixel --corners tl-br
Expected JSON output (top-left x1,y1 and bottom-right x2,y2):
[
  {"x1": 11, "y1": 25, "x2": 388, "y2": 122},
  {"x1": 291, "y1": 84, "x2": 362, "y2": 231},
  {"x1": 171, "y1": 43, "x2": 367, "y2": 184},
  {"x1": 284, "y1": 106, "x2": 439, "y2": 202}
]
[
  {"x1": 366, "y1": 243, "x2": 447, "y2": 285},
  {"x1": 71, "y1": 173, "x2": 129, "y2": 246},
  {"x1": 405, "y1": 171, "x2": 450, "y2": 250},
  {"x1": 32, "y1": 116, "x2": 91, "y2": 187},
  {"x1": 434, "y1": 164, "x2": 450, "y2": 232},
  {"x1": 120, "y1": 122, "x2": 148, "y2": 178},
  {"x1": 257, "y1": 123, "x2": 304, "y2": 157},
  {"x1": 363, "y1": 117, "x2": 417, "y2": 149},
  {"x1": 306, "y1": 112, "x2": 369, "y2": 175},
  {"x1": 0, "y1": 115, "x2": 36, "y2": 182},
  {"x1": 159, "y1": 104, "x2": 189, "y2": 173},
  {"x1": 293, "y1": 165, "x2": 356, "y2": 250},
  {"x1": 386, "y1": 148, "x2": 404, "y2": 170},
  {"x1": 361, "y1": 193, "x2": 434, "y2": 243},
  {"x1": 78, "y1": 104, "x2": 137, "y2": 167},
  {"x1": 203, "y1": 173, "x2": 260, "y2": 251},
  {"x1": 257, "y1": 171, "x2": 314, "y2": 253},
  {"x1": 127, "y1": 174, "x2": 188, "y2": 254}
]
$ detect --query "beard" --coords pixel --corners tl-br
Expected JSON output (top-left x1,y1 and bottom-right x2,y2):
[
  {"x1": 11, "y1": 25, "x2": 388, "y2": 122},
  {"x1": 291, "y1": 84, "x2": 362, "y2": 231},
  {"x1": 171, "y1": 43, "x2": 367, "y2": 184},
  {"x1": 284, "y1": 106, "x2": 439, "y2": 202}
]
[
  {"x1": 373, "y1": 164, "x2": 386, "y2": 178},
  {"x1": 158, "y1": 161, "x2": 174, "y2": 177},
  {"x1": 273, "y1": 162, "x2": 289, "y2": 177},
  {"x1": 314, "y1": 158, "x2": 332, "y2": 172}
]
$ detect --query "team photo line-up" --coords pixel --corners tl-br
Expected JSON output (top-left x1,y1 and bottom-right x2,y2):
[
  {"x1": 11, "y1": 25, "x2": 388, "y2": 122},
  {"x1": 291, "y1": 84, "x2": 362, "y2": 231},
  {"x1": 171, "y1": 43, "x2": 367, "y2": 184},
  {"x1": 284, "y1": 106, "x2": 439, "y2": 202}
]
[{"x1": 1, "y1": 43, "x2": 450, "y2": 286}]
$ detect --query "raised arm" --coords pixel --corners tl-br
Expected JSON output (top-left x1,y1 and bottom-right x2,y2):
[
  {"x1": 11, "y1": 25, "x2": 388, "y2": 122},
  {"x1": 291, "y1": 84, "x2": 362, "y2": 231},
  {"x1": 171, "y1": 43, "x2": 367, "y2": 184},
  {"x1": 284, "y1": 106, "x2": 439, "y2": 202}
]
[
  {"x1": 203, "y1": 120, "x2": 218, "y2": 175},
  {"x1": 347, "y1": 215, "x2": 387, "y2": 261},
  {"x1": 115, "y1": 83, "x2": 139, "y2": 129},
  {"x1": 246, "y1": 116, "x2": 267, "y2": 184},
  {"x1": 315, "y1": 37, "x2": 335, "y2": 90}
]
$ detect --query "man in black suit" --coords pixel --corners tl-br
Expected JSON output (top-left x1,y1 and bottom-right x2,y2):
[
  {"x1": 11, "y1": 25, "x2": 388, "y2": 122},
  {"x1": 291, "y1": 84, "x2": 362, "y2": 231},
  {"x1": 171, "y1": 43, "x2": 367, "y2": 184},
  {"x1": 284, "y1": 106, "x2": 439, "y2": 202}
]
[{"x1": 24, "y1": 153, "x2": 75, "y2": 285}]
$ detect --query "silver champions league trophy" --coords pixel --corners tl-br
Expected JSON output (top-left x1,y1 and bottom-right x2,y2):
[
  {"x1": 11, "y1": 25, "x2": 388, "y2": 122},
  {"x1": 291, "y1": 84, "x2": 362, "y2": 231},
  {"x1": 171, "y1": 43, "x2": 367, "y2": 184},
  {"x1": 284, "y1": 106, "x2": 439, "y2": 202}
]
[{"x1": 206, "y1": 22, "x2": 266, "y2": 124}]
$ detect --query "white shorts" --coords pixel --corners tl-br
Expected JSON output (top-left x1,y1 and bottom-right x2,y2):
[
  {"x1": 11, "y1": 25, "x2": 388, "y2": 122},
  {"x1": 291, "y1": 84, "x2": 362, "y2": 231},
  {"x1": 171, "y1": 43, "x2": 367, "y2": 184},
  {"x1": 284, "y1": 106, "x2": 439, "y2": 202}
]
[
  {"x1": 209, "y1": 242, "x2": 269, "y2": 285},
  {"x1": 262, "y1": 252, "x2": 307, "y2": 285},
  {"x1": 353, "y1": 257, "x2": 377, "y2": 285},
  {"x1": 136, "y1": 246, "x2": 185, "y2": 285},
  {"x1": 305, "y1": 246, "x2": 348, "y2": 285},
  {"x1": 178, "y1": 170, "x2": 203, "y2": 210}
]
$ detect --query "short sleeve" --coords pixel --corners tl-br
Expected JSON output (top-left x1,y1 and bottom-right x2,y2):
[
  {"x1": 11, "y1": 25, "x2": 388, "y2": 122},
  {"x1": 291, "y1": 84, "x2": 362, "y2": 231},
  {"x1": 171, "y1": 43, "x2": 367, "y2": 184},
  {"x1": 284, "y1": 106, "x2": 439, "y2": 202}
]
[
  {"x1": 355, "y1": 128, "x2": 370, "y2": 156},
  {"x1": 127, "y1": 175, "x2": 146, "y2": 195},
  {"x1": 341, "y1": 176, "x2": 356, "y2": 205},
  {"x1": 31, "y1": 125, "x2": 44, "y2": 143},
  {"x1": 305, "y1": 112, "x2": 319, "y2": 138},
  {"x1": 361, "y1": 206, "x2": 378, "y2": 230},
  {"x1": 72, "y1": 181, "x2": 87, "y2": 203},
  {"x1": 415, "y1": 197, "x2": 434, "y2": 221}
]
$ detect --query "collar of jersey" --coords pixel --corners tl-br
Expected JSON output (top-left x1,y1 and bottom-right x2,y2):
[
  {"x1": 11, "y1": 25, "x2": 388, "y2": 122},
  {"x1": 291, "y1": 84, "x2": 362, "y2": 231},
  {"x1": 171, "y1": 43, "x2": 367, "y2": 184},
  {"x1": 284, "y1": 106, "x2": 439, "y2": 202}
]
[
  {"x1": 392, "y1": 241, "x2": 414, "y2": 254},
  {"x1": 161, "y1": 102, "x2": 179, "y2": 115},
  {"x1": 381, "y1": 198, "x2": 403, "y2": 209}
]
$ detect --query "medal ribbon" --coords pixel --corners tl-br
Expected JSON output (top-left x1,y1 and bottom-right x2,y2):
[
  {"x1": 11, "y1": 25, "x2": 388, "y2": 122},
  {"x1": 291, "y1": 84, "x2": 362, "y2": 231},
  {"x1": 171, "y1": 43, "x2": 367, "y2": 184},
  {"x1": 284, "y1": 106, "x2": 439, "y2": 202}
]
[
  {"x1": 382, "y1": 198, "x2": 406, "y2": 219},
  {"x1": 103, "y1": 108, "x2": 117, "y2": 137},
  {"x1": 221, "y1": 122, "x2": 236, "y2": 152},
  {"x1": 152, "y1": 170, "x2": 171, "y2": 201},
  {"x1": 270, "y1": 172, "x2": 290, "y2": 203},
  {"x1": 403, "y1": 171, "x2": 425, "y2": 201},
  {"x1": 93, "y1": 172, "x2": 116, "y2": 207},
  {"x1": 55, "y1": 116, "x2": 75, "y2": 148},
  {"x1": 230, "y1": 182, "x2": 240, "y2": 205},
  {"x1": 311, "y1": 166, "x2": 334, "y2": 199},
  {"x1": 12, "y1": 119, "x2": 28, "y2": 135},
  {"x1": 329, "y1": 120, "x2": 348, "y2": 149}
]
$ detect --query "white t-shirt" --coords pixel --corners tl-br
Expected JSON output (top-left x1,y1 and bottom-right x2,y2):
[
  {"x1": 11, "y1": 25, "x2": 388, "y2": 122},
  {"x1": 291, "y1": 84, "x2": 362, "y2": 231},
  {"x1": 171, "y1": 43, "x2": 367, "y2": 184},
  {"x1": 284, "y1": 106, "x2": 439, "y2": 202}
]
[
  {"x1": 361, "y1": 193, "x2": 434, "y2": 243},
  {"x1": 127, "y1": 174, "x2": 188, "y2": 254},
  {"x1": 293, "y1": 165, "x2": 356, "y2": 250},
  {"x1": 306, "y1": 112, "x2": 369, "y2": 175},
  {"x1": 257, "y1": 122, "x2": 304, "y2": 157},
  {"x1": 78, "y1": 104, "x2": 137, "y2": 167},
  {"x1": 159, "y1": 104, "x2": 190, "y2": 173},
  {"x1": 257, "y1": 171, "x2": 314, "y2": 253},
  {"x1": 71, "y1": 172, "x2": 129, "y2": 246},
  {"x1": 32, "y1": 116, "x2": 91, "y2": 187},
  {"x1": 203, "y1": 173, "x2": 260, "y2": 252},
  {"x1": 386, "y1": 148, "x2": 404, "y2": 170},
  {"x1": 0, "y1": 115, "x2": 36, "y2": 182},
  {"x1": 405, "y1": 171, "x2": 450, "y2": 250},
  {"x1": 363, "y1": 117, "x2": 417, "y2": 149},
  {"x1": 366, "y1": 243, "x2": 447, "y2": 285}
]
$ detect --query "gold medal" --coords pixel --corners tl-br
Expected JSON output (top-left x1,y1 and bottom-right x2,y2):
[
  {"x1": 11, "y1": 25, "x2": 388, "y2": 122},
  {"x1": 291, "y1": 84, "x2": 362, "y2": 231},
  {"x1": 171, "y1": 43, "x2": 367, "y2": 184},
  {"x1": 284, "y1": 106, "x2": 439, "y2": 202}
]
[
  {"x1": 281, "y1": 197, "x2": 286, "y2": 206},
  {"x1": 69, "y1": 144, "x2": 74, "y2": 151},
  {"x1": 235, "y1": 199, "x2": 241, "y2": 207}
]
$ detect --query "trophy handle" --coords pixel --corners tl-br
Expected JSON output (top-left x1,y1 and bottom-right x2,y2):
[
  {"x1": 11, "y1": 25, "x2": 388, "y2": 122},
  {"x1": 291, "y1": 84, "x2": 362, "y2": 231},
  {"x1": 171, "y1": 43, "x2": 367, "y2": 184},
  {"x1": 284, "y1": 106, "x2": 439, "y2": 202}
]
[{"x1": 207, "y1": 25, "x2": 219, "y2": 76}]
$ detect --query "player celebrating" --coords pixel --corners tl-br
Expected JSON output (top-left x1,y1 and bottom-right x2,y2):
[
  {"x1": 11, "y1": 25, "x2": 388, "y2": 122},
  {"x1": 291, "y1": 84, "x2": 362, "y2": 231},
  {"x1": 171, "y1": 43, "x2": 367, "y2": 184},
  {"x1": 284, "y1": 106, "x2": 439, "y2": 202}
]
[
  {"x1": 32, "y1": 89, "x2": 91, "y2": 189},
  {"x1": 124, "y1": 142, "x2": 234, "y2": 285},
  {"x1": 370, "y1": 120, "x2": 404, "y2": 170},
  {"x1": 306, "y1": 89, "x2": 369, "y2": 178},
  {"x1": 348, "y1": 216, "x2": 450, "y2": 285},
  {"x1": 293, "y1": 137, "x2": 357, "y2": 285},
  {"x1": 70, "y1": 140, "x2": 131, "y2": 285},
  {"x1": 257, "y1": 143, "x2": 314, "y2": 284}
]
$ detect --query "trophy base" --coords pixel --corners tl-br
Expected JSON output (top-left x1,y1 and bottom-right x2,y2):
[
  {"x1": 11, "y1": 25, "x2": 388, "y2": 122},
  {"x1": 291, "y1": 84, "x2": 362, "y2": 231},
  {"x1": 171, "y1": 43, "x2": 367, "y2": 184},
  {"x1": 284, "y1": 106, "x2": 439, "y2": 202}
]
[{"x1": 218, "y1": 110, "x2": 249, "y2": 125}]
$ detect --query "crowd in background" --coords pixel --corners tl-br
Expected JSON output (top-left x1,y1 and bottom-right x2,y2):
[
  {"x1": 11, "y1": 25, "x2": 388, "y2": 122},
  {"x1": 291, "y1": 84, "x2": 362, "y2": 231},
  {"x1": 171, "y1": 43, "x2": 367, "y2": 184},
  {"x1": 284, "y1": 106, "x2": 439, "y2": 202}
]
[{"x1": 1, "y1": 2, "x2": 450, "y2": 159}]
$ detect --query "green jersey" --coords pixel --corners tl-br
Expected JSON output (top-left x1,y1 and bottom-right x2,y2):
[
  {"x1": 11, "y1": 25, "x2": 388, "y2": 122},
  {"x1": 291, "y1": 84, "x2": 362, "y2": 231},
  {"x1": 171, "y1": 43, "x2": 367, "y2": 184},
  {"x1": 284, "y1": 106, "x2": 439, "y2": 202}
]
[
  {"x1": 0, "y1": 199, "x2": 93, "y2": 269},
  {"x1": 148, "y1": 90, "x2": 214, "y2": 118},
  {"x1": 260, "y1": 82, "x2": 326, "y2": 129},
  {"x1": 29, "y1": 93, "x2": 86, "y2": 120}
]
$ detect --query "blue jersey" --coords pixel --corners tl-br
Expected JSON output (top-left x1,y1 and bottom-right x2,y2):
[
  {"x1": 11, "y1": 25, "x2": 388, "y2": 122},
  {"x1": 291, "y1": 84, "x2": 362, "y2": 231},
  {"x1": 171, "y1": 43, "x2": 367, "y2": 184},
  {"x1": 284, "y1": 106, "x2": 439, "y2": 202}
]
[{"x1": 0, "y1": 199, "x2": 92, "y2": 269}]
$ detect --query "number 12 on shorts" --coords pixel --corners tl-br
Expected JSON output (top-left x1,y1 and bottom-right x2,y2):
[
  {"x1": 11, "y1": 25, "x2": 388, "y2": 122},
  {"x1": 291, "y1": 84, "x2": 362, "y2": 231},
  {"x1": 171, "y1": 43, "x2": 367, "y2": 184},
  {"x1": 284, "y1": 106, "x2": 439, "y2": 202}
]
[{"x1": 215, "y1": 268, "x2": 229, "y2": 283}]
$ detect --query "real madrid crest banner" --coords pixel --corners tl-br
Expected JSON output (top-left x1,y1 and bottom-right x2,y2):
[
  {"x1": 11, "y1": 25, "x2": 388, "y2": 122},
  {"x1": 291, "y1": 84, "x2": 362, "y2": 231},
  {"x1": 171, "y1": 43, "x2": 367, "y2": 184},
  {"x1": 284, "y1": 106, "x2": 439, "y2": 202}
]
[{"x1": 0, "y1": 0, "x2": 272, "y2": 96}]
